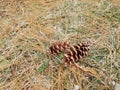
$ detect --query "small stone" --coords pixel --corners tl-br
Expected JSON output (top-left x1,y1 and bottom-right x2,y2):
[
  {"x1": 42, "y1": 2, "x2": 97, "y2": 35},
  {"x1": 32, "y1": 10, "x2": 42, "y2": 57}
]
[{"x1": 74, "y1": 85, "x2": 80, "y2": 90}]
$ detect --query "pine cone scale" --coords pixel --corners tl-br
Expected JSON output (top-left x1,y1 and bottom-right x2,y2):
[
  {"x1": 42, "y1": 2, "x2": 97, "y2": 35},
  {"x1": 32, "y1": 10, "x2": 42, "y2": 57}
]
[
  {"x1": 63, "y1": 42, "x2": 90, "y2": 65},
  {"x1": 49, "y1": 41, "x2": 70, "y2": 55}
]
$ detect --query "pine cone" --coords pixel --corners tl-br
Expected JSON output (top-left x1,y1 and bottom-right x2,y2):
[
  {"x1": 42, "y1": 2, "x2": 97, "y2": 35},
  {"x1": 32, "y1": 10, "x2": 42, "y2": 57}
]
[
  {"x1": 48, "y1": 41, "x2": 70, "y2": 55},
  {"x1": 63, "y1": 42, "x2": 90, "y2": 65}
]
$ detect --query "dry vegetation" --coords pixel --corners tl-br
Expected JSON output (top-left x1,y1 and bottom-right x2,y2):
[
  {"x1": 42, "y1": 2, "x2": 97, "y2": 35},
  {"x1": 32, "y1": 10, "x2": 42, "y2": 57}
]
[{"x1": 0, "y1": 0, "x2": 120, "y2": 90}]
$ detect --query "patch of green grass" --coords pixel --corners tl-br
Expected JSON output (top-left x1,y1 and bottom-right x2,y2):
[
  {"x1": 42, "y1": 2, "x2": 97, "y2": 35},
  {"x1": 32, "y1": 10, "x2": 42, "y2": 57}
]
[
  {"x1": 37, "y1": 60, "x2": 49, "y2": 74},
  {"x1": 0, "y1": 60, "x2": 10, "y2": 70},
  {"x1": 91, "y1": 48, "x2": 109, "y2": 62}
]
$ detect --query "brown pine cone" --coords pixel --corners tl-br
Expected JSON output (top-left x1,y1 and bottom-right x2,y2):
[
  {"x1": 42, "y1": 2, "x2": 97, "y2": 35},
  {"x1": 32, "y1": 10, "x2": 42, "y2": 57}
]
[
  {"x1": 63, "y1": 42, "x2": 90, "y2": 65},
  {"x1": 48, "y1": 41, "x2": 70, "y2": 55}
]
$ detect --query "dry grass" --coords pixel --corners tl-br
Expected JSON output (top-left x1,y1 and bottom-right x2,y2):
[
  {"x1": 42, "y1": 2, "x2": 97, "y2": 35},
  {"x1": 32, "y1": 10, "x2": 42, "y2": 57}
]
[{"x1": 0, "y1": 0, "x2": 120, "y2": 90}]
